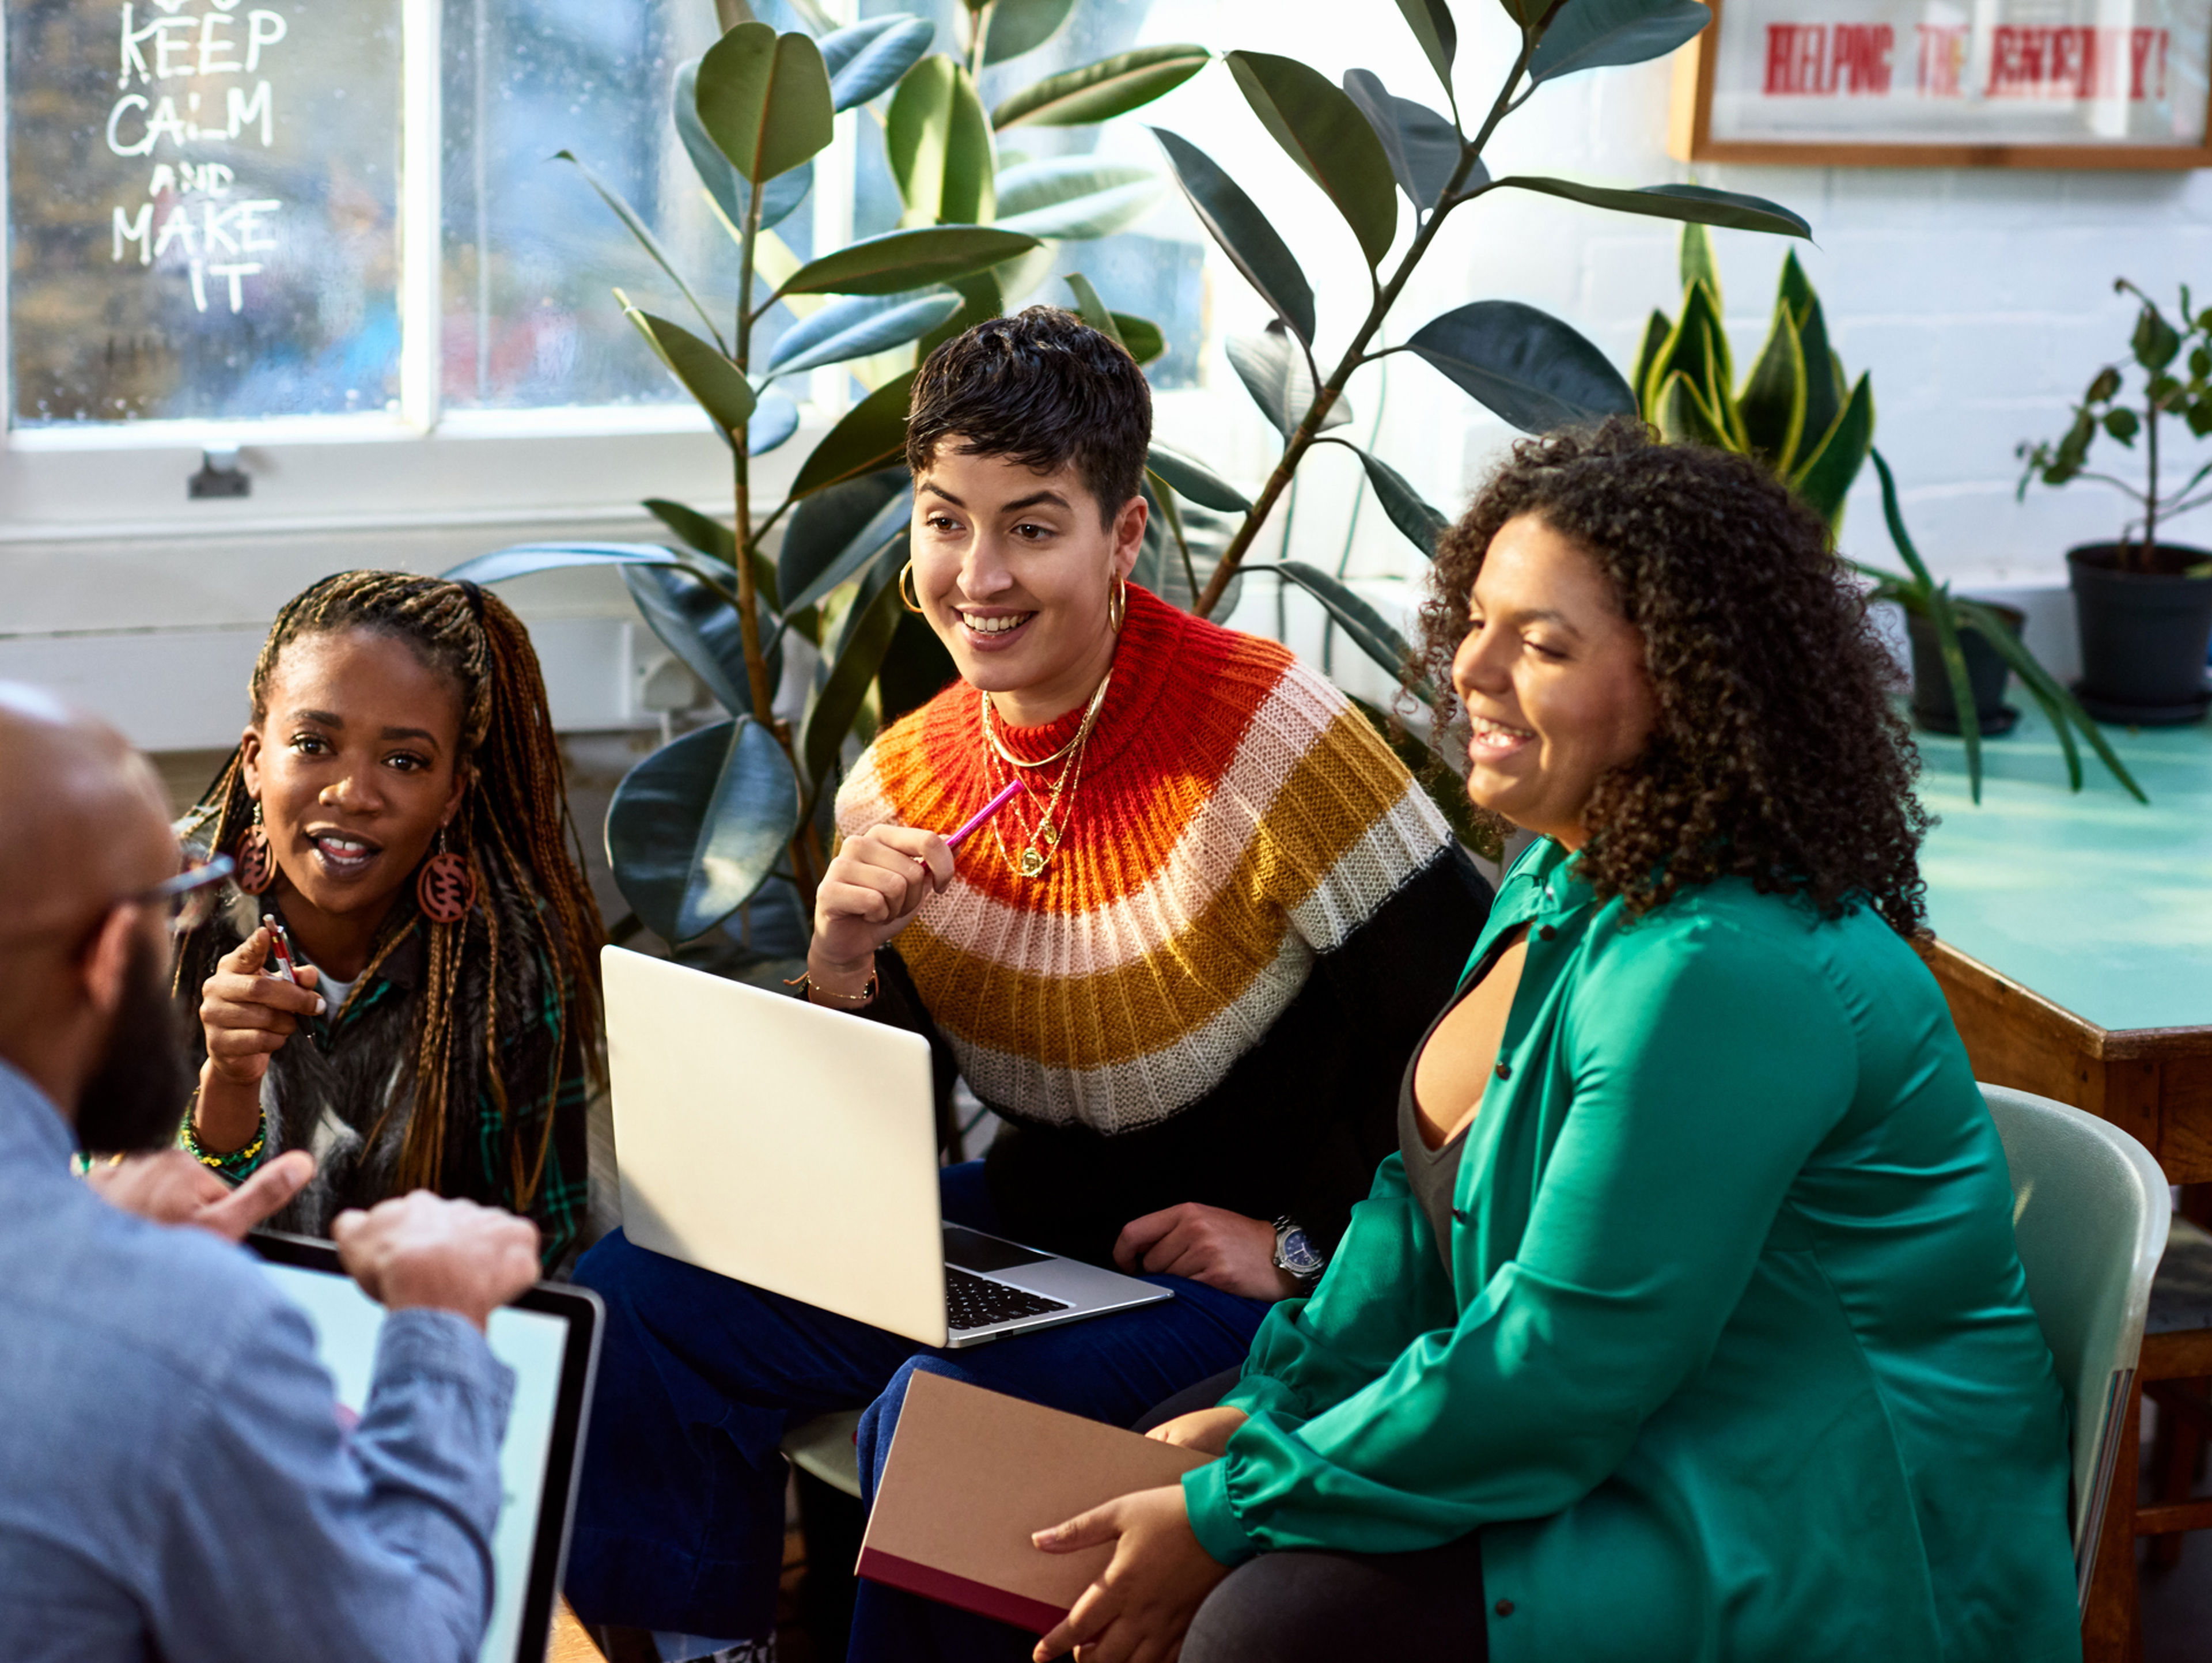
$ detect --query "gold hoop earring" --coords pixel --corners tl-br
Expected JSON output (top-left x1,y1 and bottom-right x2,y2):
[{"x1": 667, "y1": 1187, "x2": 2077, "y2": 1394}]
[
  {"x1": 898, "y1": 560, "x2": 927, "y2": 615},
  {"x1": 1108, "y1": 572, "x2": 1128, "y2": 634}
]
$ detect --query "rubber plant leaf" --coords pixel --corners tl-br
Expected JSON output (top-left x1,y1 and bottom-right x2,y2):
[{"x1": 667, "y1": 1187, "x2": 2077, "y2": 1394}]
[
  {"x1": 748, "y1": 388, "x2": 801, "y2": 455},
  {"x1": 556, "y1": 149, "x2": 727, "y2": 352},
  {"x1": 1394, "y1": 0, "x2": 1458, "y2": 96},
  {"x1": 641, "y1": 499, "x2": 738, "y2": 570},
  {"x1": 1255, "y1": 560, "x2": 1438, "y2": 703},
  {"x1": 992, "y1": 158, "x2": 1164, "y2": 240},
  {"x1": 1113, "y1": 313, "x2": 1166, "y2": 365},
  {"x1": 764, "y1": 289, "x2": 964, "y2": 378},
  {"x1": 623, "y1": 562, "x2": 782, "y2": 718},
  {"x1": 1736, "y1": 306, "x2": 1807, "y2": 470},
  {"x1": 629, "y1": 309, "x2": 756, "y2": 441},
  {"x1": 819, "y1": 14, "x2": 934, "y2": 111},
  {"x1": 1789, "y1": 372, "x2": 1873, "y2": 526},
  {"x1": 442, "y1": 543, "x2": 710, "y2": 586},
  {"x1": 1338, "y1": 441, "x2": 1450, "y2": 557},
  {"x1": 695, "y1": 22, "x2": 835, "y2": 185},
  {"x1": 993, "y1": 44, "x2": 1210, "y2": 129},
  {"x1": 776, "y1": 226, "x2": 1040, "y2": 297},
  {"x1": 1407, "y1": 300, "x2": 1638, "y2": 433},
  {"x1": 1146, "y1": 444, "x2": 1252, "y2": 512},
  {"x1": 1226, "y1": 327, "x2": 1353, "y2": 437},
  {"x1": 1065, "y1": 272, "x2": 1126, "y2": 344},
  {"x1": 887, "y1": 55, "x2": 995, "y2": 225},
  {"x1": 1226, "y1": 51, "x2": 1399, "y2": 268},
  {"x1": 789, "y1": 370, "x2": 920, "y2": 499},
  {"x1": 1482, "y1": 177, "x2": 1809, "y2": 240},
  {"x1": 801, "y1": 567, "x2": 907, "y2": 790},
  {"x1": 1153, "y1": 128, "x2": 1316, "y2": 344},
  {"x1": 608, "y1": 717, "x2": 800, "y2": 942},
  {"x1": 984, "y1": 0, "x2": 1077, "y2": 65},
  {"x1": 1531, "y1": 0, "x2": 1712, "y2": 81},
  {"x1": 779, "y1": 471, "x2": 912, "y2": 625},
  {"x1": 672, "y1": 63, "x2": 811, "y2": 234},
  {"x1": 1341, "y1": 70, "x2": 1468, "y2": 211}
]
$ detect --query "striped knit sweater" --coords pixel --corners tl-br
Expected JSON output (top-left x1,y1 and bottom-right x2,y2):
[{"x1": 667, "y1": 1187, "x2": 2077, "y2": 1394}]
[{"x1": 838, "y1": 583, "x2": 1493, "y2": 1263}]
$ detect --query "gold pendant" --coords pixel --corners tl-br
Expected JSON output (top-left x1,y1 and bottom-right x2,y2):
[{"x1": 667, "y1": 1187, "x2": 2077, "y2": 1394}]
[
  {"x1": 1038, "y1": 816, "x2": 1059, "y2": 846},
  {"x1": 1018, "y1": 847, "x2": 1048, "y2": 878}
]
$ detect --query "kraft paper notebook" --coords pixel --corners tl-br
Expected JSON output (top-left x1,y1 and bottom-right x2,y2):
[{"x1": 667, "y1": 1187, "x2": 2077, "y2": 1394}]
[{"x1": 856, "y1": 1370, "x2": 1215, "y2": 1633}]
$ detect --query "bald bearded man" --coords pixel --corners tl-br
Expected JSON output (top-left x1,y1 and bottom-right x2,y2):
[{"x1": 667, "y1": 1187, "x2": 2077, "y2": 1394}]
[{"x1": 0, "y1": 684, "x2": 544, "y2": 1663}]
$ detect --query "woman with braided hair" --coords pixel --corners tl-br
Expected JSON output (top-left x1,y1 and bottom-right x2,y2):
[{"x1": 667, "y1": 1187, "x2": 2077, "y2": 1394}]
[{"x1": 173, "y1": 571, "x2": 606, "y2": 1270}]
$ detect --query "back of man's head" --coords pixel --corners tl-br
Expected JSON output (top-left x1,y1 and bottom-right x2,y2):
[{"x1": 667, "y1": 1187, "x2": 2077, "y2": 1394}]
[
  {"x1": 904, "y1": 305, "x2": 1153, "y2": 526},
  {"x1": 0, "y1": 686, "x2": 180, "y2": 1122}
]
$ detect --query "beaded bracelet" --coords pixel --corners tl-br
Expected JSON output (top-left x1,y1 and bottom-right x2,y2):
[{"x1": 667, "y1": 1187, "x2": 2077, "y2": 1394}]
[{"x1": 180, "y1": 1099, "x2": 267, "y2": 1175}]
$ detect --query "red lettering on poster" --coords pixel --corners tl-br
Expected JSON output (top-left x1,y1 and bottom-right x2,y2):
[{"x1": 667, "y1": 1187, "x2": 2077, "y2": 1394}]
[
  {"x1": 1764, "y1": 22, "x2": 1891, "y2": 93},
  {"x1": 1915, "y1": 24, "x2": 1968, "y2": 95},
  {"x1": 1988, "y1": 26, "x2": 2169, "y2": 96}
]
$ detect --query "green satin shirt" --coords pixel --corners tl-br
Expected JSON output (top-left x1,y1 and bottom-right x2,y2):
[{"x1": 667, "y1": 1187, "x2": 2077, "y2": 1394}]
[{"x1": 1184, "y1": 839, "x2": 2080, "y2": 1662}]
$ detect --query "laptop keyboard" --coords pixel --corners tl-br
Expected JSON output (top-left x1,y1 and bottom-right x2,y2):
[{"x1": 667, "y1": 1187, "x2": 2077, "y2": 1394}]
[{"x1": 946, "y1": 1266, "x2": 1071, "y2": 1332}]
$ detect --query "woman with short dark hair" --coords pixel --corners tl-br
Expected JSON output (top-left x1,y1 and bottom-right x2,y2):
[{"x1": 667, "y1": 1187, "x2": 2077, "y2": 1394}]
[{"x1": 1032, "y1": 421, "x2": 2080, "y2": 1663}]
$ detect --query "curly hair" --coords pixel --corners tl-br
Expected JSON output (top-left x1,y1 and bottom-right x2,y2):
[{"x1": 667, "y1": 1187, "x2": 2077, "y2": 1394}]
[{"x1": 1416, "y1": 419, "x2": 1929, "y2": 936}]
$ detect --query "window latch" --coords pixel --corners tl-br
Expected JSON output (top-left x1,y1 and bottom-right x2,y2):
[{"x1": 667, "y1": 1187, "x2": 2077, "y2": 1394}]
[{"x1": 189, "y1": 448, "x2": 251, "y2": 500}]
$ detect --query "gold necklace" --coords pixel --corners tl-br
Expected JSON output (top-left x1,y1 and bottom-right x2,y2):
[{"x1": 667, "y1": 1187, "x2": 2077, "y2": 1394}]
[
  {"x1": 982, "y1": 675, "x2": 1111, "y2": 878},
  {"x1": 982, "y1": 668, "x2": 1114, "y2": 769}
]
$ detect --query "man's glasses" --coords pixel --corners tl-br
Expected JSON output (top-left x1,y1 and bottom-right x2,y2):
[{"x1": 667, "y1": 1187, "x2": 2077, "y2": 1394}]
[{"x1": 132, "y1": 854, "x2": 236, "y2": 937}]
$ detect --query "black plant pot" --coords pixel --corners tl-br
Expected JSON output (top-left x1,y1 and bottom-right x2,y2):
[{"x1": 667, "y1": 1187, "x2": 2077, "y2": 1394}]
[
  {"x1": 1907, "y1": 603, "x2": 2023, "y2": 736},
  {"x1": 2068, "y1": 543, "x2": 2212, "y2": 725}
]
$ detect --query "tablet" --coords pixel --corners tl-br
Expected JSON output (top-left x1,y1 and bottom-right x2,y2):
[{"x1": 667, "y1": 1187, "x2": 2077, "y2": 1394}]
[{"x1": 247, "y1": 1230, "x2": 603, "y2": 1663}]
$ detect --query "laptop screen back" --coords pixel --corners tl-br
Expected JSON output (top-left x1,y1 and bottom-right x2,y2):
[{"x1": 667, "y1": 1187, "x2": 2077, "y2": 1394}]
[
  {"x1": 602, "y1": 945, "x2": 950, "y2": 1345},
  {"x1": 251, "y1": 1242, "x2": 598, "y2": 1663}
]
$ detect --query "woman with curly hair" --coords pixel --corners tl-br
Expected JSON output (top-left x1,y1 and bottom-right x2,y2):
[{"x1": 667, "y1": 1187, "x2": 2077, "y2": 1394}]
[
  {"x1": 1025, "y1": 421, "x2": 2079, "y2": 1663},
  {"x1": 174, "y1": 571, "x2": 606, "y2": 1271}
]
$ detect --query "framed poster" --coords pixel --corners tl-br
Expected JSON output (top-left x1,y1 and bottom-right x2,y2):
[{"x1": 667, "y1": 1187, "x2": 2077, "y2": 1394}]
[{"x1": 1668, "y1": 0, "x2": 2212, "y2": 166}]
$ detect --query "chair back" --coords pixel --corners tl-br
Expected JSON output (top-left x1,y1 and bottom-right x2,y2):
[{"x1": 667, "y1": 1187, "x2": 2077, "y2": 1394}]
[{"x1": 1980, "y1": 1082, "x2": 2170, "y2": 1611}]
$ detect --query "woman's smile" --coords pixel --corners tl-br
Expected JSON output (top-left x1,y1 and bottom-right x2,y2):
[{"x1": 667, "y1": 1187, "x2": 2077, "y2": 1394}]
[
  {"x1": 302, "y1": 823, "x2": 385, "y2": 881},
  {"x1": 956, "y1": 606, "x2": 1039, "y2": 649},
  {"x1": 1467, "y1": 712, "x2": 1536, "y2": 764}
]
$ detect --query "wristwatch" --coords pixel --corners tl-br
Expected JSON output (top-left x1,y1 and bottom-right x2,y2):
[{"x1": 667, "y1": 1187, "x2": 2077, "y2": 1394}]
[{"x1": 1271, "y1": 1216, "x2": 1327, "y2": 1285}]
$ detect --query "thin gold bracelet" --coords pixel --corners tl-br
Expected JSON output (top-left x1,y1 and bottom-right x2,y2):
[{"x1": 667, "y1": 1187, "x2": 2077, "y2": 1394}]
[{"x1": 784, "y1": 968, "x2": 879, "y2": 1006}]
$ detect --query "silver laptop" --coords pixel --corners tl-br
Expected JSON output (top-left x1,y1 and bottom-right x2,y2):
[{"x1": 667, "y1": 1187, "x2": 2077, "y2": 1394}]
[{"x1": 603, "y1": 946, "x2": 1170, "y2": 1348}]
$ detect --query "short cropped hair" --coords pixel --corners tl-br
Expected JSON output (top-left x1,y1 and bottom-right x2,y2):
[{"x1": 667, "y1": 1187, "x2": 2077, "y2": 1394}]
[
  {"x1": 1417, "y1": 418, "x2": 1929, "y2": 937},
  {"x1": 905, "y1": 306, "x2": 1152, "y2": 525}
]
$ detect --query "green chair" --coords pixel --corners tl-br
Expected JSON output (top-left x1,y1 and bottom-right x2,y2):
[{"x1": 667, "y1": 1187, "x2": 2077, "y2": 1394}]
[{"x1": 1981, "y1": 1082, "x2": 2172, "y2": 1612}]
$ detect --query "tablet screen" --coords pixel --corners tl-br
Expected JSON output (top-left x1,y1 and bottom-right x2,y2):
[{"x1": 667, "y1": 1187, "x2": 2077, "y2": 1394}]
[{"x1": 255, "y1": 1259, "x2": 577, "y2": 1663}]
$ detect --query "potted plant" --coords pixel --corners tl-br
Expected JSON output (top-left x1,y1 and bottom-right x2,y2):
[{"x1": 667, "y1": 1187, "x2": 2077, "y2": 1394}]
[
  {"x1": 1858, "y1": 453, "x2": 2143, "y2": 805},
  {"x1": 2017, "y1": 280, "x2": 2212, "y2": 725}
]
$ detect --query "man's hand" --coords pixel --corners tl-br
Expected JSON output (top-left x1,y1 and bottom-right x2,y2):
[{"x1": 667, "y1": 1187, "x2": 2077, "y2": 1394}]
[
  {"x1": 1145, "y1": 1407, "x2": 1248, "y2": 1460},
  {"x1": 807, "y1": 823, "x2": 953, "y2": 999},
  {"x1": 86, "y1": 1147, "x2": 315, "y2": 1242},
  {"x1": 1113, "y1": 1204, "x2": 1297, "y2": 1301},
  {"x1": 1032, "y1": 1484, "x2": 1229, "y2": 1663},
  {"x1": 331, "y1": 1192, "x2": 540, "y2": 1332}
]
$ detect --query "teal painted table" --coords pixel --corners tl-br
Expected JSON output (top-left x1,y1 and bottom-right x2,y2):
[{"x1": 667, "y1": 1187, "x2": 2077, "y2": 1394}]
[{"x1": 1912, "y1": 703, "x2": 2212, "y2": 1179}]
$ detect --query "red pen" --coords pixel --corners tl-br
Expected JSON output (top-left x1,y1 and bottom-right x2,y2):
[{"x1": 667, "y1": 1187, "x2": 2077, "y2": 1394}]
[
  {"x1": 262, "y1": 913, "x2": 301, "y2": 986},
  {"x1": 944, "y1": 779, "x2": 1025, "y2": 853}
]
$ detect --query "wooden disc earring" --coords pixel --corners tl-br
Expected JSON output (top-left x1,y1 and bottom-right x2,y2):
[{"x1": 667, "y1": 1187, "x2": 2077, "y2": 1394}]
[
  {"x1": 416, "y1": 828, "x2": 476, "y2": 925},
  {"x1": 234, "y1": 799, "x2": 275, "y2": 896}
]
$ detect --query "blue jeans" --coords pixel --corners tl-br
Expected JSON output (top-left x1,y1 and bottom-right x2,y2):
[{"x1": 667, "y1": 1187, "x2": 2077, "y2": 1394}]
[{"x1": 563, "y1": 1162, "x2": 1269, "y2": 1656}]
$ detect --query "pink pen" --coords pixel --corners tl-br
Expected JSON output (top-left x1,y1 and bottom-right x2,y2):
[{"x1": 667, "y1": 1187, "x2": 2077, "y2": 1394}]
[
  {"x1": 261, "y1": 913, "x2": 301, "y2": 986},
  {"x1": 944, "y1": 779, "x2": 1025, "y2": 853}
]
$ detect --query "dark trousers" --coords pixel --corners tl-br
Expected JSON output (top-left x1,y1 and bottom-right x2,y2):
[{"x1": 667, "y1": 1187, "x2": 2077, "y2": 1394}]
[{"x1": 561, "y1": 1161, "x2": 1270, "y2": 1648}]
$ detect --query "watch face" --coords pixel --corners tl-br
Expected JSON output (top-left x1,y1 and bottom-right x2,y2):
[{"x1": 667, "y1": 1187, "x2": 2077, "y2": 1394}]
[{"x1": 1280, "y1": 1227, "x2": 1324, "y2": 1276}]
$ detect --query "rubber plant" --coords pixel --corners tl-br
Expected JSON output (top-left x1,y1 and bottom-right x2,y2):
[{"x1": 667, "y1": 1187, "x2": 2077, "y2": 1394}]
[{"x1": 444, "y1": 2, "x2": 1210, "y2": 964}]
